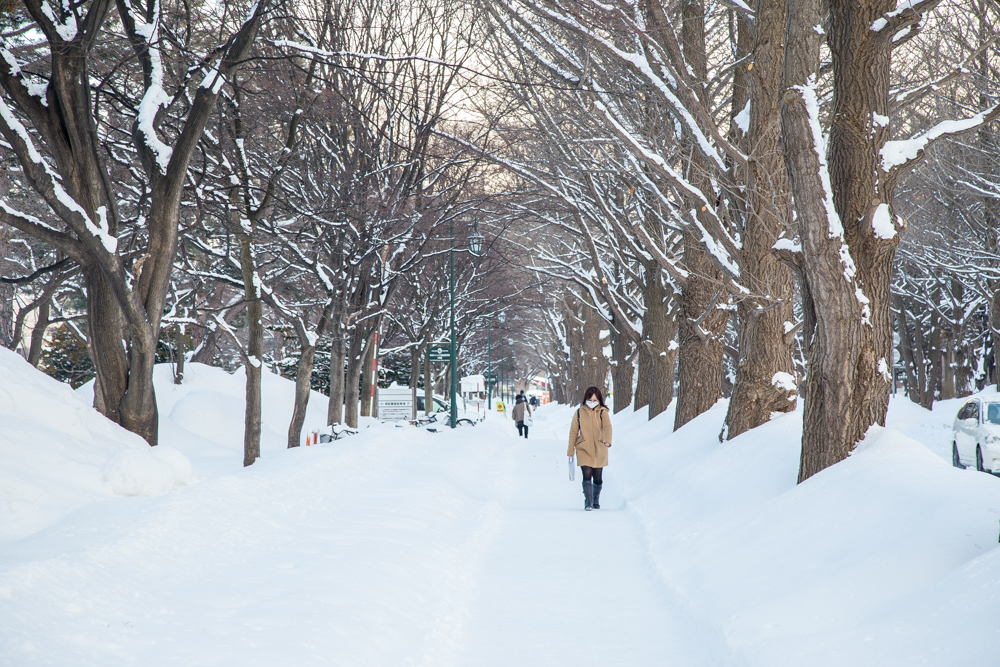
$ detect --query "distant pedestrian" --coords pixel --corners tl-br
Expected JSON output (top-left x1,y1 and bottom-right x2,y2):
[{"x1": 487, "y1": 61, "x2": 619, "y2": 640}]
[
  {"x1": 511, "y1": 392, "x2": 532, "y2": 438},
  {"x1": 567, "y1": 386, "x2": 612, "y2": 511},
  {"x1": 529, "y1": 395, "x2": 538, "y2": 408}
]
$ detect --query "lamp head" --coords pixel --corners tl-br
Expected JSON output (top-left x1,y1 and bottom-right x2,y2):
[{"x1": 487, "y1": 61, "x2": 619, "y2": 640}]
[{"x1": 468, "y1": 230, "x2": 484, "y2": 256}]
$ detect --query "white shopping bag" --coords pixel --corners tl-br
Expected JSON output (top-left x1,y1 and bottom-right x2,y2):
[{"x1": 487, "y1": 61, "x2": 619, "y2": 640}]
[{"x1": 568, "y1": 456, "x2": 575, "y2": 481}]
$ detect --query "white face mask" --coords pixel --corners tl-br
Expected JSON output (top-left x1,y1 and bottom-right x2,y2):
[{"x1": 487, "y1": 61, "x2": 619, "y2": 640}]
[{"x1": 586, "y1": 399, "x2": 599, "y2": 409}]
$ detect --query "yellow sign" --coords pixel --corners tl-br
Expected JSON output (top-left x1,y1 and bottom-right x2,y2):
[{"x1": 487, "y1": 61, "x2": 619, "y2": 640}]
[{"x1": 497, "y1": 401, "x2": 506, "y2": 413}]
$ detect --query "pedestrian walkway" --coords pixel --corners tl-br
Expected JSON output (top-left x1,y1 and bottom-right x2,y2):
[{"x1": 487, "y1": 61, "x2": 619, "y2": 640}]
[{"x1": 436, "y1": 410, "x2": 734, "y2": 666}]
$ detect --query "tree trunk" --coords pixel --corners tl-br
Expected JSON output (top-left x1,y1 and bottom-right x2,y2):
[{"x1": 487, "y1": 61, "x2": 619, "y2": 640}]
[
  {"x1": 344, "y1": 326, "x2": 372, "y2": 428},
  {"x1": 239, "y1": 233, "x2": 263, "y2": 467},
  {"x1": 191, "y1": 328, "x2": 219, "y2": 365},
  {"x1": 328, "y1": 316, "x2": 346, "y2": 425},
  {"x1": 941, "y1": 344, "x2": 956, "y2": 400},
  {"x1": 675, "y1": 235, "x2": 727, "y2": 429},
  {"x1": 827, "y1": 0, "x2": 900, "y2": 448},
  {"x1": 645, "y1": 265, "x2": 678, "y2": 420},
  {"x1": 566, "y1": 303, "x2": 584, "y2": 402},
  {"x1": 287, "y1": 344, "x2": 317, "y2": 448},
  {"x1": 782, "y1": 0, "x2": 870, "y2": 482},
  {"x1": 674, "y1": 0, "x2": 727, "y2": 431},
  {"x1": 173, "y1": 325, "x2": 185, "y2": 385},
  {"x1": 927, "y1": 306, "x2": 942, "y2": 409},
  {"x1": 410, "y1": 346, "x2": 421, "y2": 420},
  {"x1": 552, "y1": 374, "x2": 565, "y2": 405},
  {"x1": 991, "y1": 291, "x2": 1000, "y2": 392},
  {"x1": 27, "y1": 297, "x2": 50, "y2": 367},
  {"x1": 634, "y1": 345, "x2": 651, "y2": 411},
  {"x1": 360, "y1": 336, "x2": 375, "y2": 418},
  {"x1": 609, "y1": 317, "x2": 634, "y2": 413},
  {"x1": 947, "y1": 279, "x2": 965, "y2": 397},
  {"x1": 723, "y1": 0, "x2": 797, "y2": 440},
  {"x1": 86, "y1": 268, "x2": 130, "y2": 426},
  {"x1": 893, "y1": 294, "x2": 918, "y2": 403},
  {"x1": 581, "y1": 297, "x2": 608, "y2": 390},
  {"x1": 287, "y1": 301, "x2": 335, "y2": 448},
  {"x1": 0, "y1": 224, "x2": 13, "y2": 350},
  {"x1": 912, "y1": 311, "x2": 931, "y2": 408},
  {"x1": 14, "y1": 270, "x2": 65, "y2": 365}
]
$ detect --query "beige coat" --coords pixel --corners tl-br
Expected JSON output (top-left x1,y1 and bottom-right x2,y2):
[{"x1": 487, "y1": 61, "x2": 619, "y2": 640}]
[
  {"x1": 511, "y1": 401, "x2": 531, "y2": 423},
  {"x1": 567, "y1": 405, "x2": 613, "y2": 467}
]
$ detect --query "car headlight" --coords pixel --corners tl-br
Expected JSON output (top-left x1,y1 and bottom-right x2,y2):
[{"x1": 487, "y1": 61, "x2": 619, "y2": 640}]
[{"x1": 986, "y1": 435, "x2": 1000, "y2": 445}]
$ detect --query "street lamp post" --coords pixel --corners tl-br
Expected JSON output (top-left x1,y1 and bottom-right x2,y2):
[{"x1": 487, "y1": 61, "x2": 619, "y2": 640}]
[
  {"x1": 449, "y1": 217, "x2": 457, "y2": 429},
  {"x1": 496, "y1": 311, "x2": 506, "y2": 408},
  {"x1": 500, "y1": 337, "x2": 505, "y2": 405},
  {"x1": 508, "y1": 337, "x2": 514, "y2": 400},
  {"x1": 449, "y1": 222, "x2": 485, "y2": 428}
]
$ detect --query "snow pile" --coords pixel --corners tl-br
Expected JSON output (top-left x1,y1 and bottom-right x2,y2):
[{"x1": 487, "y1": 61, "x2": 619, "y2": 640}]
[
  {"x1": 609, "y1": 396, "x2": 1000, "y2": 666},
  {"x1": 0, "y1": 408, "x2": 511, "y2": 666},
  {"x1": 0, "y1": 348, "x2": 191, "y2": 542},
  {"x1": 77, "y1": 361, "x2": 332, "y2": 474},
  {"x1": 102, "y1": 446, "x2": 193, "y2": 497}
]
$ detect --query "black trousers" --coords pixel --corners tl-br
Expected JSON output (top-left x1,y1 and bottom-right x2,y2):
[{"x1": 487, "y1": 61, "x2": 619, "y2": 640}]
[{"x1": 517, "y1": 421, "x2": 529, "y2": 438}]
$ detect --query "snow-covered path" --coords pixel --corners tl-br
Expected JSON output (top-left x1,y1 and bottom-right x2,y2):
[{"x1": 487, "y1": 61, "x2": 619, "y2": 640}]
[
  {"x1": 439, "y1": 412, "x2": 730, "y2": 667},
  {"x1": 0, "y1": 403, "x2": 728, "y2": 666}
]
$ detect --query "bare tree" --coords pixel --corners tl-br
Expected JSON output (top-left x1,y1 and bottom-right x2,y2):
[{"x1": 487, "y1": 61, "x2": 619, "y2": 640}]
[{"x1": 0, "y1": 0, "x2": 271, "y2": 444}]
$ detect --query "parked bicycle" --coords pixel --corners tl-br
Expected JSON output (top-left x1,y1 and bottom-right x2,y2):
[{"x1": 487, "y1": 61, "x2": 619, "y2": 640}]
[
  {"x1": 411, "y1": 410, "x2": 476, "y2": 431},
  {"x1": 319, "y1": 424, "x2": 360, "y2": 442}
]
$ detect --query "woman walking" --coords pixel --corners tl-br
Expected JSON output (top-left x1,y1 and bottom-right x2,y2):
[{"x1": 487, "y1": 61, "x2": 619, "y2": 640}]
[
  {"x1": 567, "y1": 386, "x2": 612, "y2": 511},
  {"x1": 511, "y1": 392, "x2": 532, "y2": 438}
]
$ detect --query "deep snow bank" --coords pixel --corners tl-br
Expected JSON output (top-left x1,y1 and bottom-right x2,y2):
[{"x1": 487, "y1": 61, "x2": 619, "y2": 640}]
[
  {"x1": 0, "y1": 348, "x2": 191, "y2": 542},
  {"x1": 2, "y1": 352, "x2": 331, "y2": 544},
  {"x1": 77, "y1": 361, "x2": 333, "y2": 475},
  {"x1": 608, "y1": 398, "x2": 1000, "y2": 666},
  {"x1": 0, "y1": 408, "x2": 508, "y2": 666}
]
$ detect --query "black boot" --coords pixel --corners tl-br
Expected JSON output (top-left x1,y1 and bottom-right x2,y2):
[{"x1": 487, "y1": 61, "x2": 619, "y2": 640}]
[
  {"x1": 582, "y1": 480, "x2": 594, "y2": 511},
  {"x1": 593, "y1": 482, "x2": 602, "y2": 509}
]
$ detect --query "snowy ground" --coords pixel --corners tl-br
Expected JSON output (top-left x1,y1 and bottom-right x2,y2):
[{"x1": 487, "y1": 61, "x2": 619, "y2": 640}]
[{"x1": 2, "y1": 347, "x2": 999, "y2": 666}]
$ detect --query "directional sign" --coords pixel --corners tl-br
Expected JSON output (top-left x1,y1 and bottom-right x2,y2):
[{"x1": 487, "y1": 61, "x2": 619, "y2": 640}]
[{"x1": 428, "y1": 344, "x2": 451, "y2": 363}]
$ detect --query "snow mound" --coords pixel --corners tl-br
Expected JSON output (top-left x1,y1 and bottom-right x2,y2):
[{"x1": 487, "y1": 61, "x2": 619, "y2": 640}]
[
  {"x1": 78, "y1": 361, "x2": 332, "y2": 472},
  {"x1": 616, "y1": 400, "x2": 1000, "y2": 666},
  {"x1": 102, "y1": 445, "x2": 193, "y2": 497},
  {"x1": 168, "y1": 389, "x2": 246, "y2": 444},
  {"x1": 0, "y1": 348, "x2": 192, "y2": 541}
]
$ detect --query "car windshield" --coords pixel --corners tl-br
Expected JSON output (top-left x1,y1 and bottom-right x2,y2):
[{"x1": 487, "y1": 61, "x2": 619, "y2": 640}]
[{"x1": 987, "y1": 403, "x2": 1000, "y2": 425}]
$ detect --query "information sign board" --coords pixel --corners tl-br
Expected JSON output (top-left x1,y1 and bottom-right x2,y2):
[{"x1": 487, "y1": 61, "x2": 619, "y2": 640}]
[
  {"x1": 428, "y1": 344, "x2": 451, "y2": 362},
  {"x1": 378, "y1": 398, "x2": 412, "y2": 421}
]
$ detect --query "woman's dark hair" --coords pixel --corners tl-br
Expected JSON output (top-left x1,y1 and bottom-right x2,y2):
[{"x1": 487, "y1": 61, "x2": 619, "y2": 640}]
[{"x1": 581, "y1": 386, "x2": 606, "y2": 408}]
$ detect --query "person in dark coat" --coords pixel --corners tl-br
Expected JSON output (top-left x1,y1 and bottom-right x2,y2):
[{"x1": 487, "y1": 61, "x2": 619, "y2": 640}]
[{"x1": 511, "y1": 393, "x2": 532, "y2": 438}]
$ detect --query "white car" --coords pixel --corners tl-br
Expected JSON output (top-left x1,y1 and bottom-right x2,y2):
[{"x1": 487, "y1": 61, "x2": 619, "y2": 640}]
[{"x1": 951, "y1": 397, "x2": 1000, "y2": 473}]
